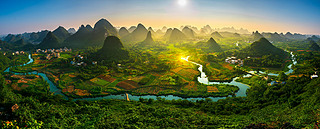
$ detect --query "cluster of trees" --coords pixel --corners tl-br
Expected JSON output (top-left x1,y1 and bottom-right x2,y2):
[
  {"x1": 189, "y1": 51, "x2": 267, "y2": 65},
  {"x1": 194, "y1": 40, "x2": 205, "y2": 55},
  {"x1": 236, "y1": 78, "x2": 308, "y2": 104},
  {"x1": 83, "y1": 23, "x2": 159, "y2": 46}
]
[{"x1": 244, "y1": 54, "x2": 283, "y2": 68}]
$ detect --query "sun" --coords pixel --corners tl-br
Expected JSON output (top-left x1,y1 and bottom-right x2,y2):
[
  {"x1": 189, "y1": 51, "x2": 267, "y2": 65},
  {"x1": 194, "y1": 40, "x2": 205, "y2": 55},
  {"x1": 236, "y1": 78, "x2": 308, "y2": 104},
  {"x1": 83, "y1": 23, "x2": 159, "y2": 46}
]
[{"x1": 178, "y1": 0, "x2": 187, "y2": 7}]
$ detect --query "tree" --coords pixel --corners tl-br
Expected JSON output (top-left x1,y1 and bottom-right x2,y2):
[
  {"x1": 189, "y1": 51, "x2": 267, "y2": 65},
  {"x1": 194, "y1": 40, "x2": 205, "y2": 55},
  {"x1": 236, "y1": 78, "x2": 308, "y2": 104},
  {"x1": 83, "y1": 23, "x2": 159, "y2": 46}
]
[{"x1": 278, "y1": 72, "x2": 288, "y2": 81}]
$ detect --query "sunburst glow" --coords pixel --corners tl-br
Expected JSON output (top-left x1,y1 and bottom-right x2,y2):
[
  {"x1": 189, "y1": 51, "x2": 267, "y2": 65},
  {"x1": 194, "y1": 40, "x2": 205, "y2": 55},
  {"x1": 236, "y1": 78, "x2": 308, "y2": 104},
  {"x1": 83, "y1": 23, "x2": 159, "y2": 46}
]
[{"x1": 178, "y1": 0, "x2": 187, "y2": 7}]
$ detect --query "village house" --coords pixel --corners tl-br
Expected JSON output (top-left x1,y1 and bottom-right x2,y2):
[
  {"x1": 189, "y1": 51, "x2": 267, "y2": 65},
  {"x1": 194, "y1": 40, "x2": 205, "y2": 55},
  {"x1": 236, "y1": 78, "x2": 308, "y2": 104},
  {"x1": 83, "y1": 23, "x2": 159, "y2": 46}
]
[
  {"x1": 36, "y1": 47, "x2": 71, "y2": 54},
  {"x1": 54, "y1": 52, "x2": 60, "y2": 58},
  {"x1": 269, "y1": 81, "x2": 286, "y2": 86},
  {"x1": 311, "y1": 74, "x2": 318, "y2": 79},
  {"x1": 311, "y1": 71, "x2": 319, "y2": 79},
  {"x1": 76, "y1": 55, "x2": 84, "y2": 60},
  {"x1": 225, "y1": 56, "x2": 243, "y2": 66},
  {"x1": 45, "y1": 52, "x2": 60, "y2": 60},
  {"x1": 46, "y1": 54, "x2": 51, "y2": 60}
]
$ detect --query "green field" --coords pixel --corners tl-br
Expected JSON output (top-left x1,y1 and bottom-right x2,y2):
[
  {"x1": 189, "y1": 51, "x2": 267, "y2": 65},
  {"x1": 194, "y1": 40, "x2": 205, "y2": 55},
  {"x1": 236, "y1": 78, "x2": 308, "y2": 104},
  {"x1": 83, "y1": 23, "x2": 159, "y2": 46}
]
[
  {"x1": 60, "y1": 53, "x2": 73, "y2": 58},
  {"x1": 90, "y1": 78, "x2": 110, "y2": 86}
]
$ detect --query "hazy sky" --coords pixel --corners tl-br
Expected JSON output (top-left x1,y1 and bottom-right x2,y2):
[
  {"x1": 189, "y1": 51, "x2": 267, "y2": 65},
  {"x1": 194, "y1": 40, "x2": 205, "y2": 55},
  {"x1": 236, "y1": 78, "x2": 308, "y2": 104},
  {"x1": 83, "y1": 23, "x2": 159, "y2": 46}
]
[{"x1": 1, "y1": 0, "x2": 320, "y2": 35}]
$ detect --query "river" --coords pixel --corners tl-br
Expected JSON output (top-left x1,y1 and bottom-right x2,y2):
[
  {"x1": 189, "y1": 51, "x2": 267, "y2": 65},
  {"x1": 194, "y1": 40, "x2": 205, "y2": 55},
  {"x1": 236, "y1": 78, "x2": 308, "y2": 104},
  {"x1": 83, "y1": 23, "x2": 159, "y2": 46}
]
[{"x1": 4, "y1": 52, "x2": 296, "y2": 102}]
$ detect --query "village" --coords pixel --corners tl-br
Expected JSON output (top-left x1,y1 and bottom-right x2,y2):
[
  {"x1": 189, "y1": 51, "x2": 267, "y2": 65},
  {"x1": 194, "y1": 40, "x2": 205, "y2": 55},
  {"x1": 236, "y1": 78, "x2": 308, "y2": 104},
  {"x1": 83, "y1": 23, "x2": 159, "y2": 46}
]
[{"x1": 35, "y1": 47, "x2": 72, "y2": 60}]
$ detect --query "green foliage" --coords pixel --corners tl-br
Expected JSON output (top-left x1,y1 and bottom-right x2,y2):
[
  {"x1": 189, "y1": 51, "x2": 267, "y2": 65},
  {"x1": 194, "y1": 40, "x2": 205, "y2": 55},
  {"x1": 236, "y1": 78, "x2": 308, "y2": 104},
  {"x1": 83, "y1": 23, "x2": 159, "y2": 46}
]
[
  {"x1": 278, "y1": 72, "x2": 288, "y2": 81},
  {"x1": 138, "y1": 76, "x2": 151, "y2": 85},
  {"x1": 308, "y1": 40, "x2": 320, "y2": 51},
  {"x1": 245, "y1": 54, "x2": 283, "y2": 68}
]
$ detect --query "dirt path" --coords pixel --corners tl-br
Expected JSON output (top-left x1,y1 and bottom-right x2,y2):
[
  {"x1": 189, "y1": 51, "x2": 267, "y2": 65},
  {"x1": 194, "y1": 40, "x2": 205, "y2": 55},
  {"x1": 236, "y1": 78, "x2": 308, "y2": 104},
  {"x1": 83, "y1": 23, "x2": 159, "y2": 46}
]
[{"x1": 125, "y1": 93, "x2": 130, "y2": 101}]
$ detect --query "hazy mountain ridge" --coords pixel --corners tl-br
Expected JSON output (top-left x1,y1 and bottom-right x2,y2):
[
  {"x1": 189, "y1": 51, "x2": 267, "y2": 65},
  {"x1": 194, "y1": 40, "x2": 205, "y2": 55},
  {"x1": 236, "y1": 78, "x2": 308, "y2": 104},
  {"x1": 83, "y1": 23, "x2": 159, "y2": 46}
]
[{"x1": 2, "y1": 18, "x2": 316, "y2": 49}]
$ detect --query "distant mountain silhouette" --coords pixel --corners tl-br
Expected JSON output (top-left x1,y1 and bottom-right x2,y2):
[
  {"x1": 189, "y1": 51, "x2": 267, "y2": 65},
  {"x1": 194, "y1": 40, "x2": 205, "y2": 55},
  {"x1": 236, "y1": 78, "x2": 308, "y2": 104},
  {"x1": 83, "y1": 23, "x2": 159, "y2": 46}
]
[
  {"x1": 89, "y1": 18, "x2": 118, "y2": 46},
  {"x1": 169, "y1": 28, "x2": 186, "y2": 41},
  {"x1": 148, "y1": 27, "x2": 156, "y2": 37},
  {"x1": 182, "y1": 27, "x2": 195, "y2": 38},
  {"x1": 233, "y1": 33, "x2": 241, "y2": 37},
  {"x1": 308, "y1": 40, "x2": 320, "y2": 51},
  {"x1": 64, "y1": 18, "x2": 118, "y2": 48},
  {"x1": 67, "y1": 28, "x2": 76, "y2": 34},
  {"x1": 155, "y1": 29, "x2": 164, "y2": 37},
  {"x1": 31, "y1": 30, "x2": 49, "y2": 43},
  {"x1": 148, "y1": 27, "x2": 155, "y2": 34},
  {"x1": 247, "y1": 38, "x2": 286, "y2": 58},
  {"x1": 309, "y1": 35, "x2": 320, "y2": 41},
  {"x1": 13, "y1": 39, "x2": 26, "y2": 46},
  {"x1": 144, "y1": 31, "x2": 154, "y2": 43},
  {"x1": 96, "y1": 36, "x2": 129, "y2": 61},
  {"x1": 211, "y1": 31, "x2": 223, "y2": 39},
  {"x1": 163, "y1": 28, "x2": 173, "y2": 39},
  {"x1": 38, "y1": 32, "x2": 60, "y2": 49},
  {"x1": 285, "y1": 32, "x2": 306, "y2": 40},
  {"x1": 128, "y1": 26, "x2": 137, "y2": 33},
  {"x1": 200, "y1": 25, "x2": 212, "y2": 35},
  {"x1": 252, "y1": 31, "x2": 264, "y2": 41},
  {"x1": 119, "y1": 27, "x2": 130, "y2": 38},
  {"x1": 190, "y1": 26, "x2": 199, "y2": 34},
  {"x1": 161, "y1": 26, "x2": 168, "y2": 33},
  {"x1": 52, "y1": 26, "x2": 70, "y2": 42},
  {"x1": 285, "y1": 32, "x2": 293, "y2": 39},
  {"x1": 86, "y1": 25, "x2": 94, "y2": 31},
  {"x1": 64, "y1": 25, "x2": 92, "y2": 48},
  {"x1": 262, "y1": 32, "x2": 287, "y2": 42},
  {"x1": 137, "y1": 31, "x2": 155, "y2": 46},
  {"x1": 4, "y1": 34, "x2": 21, "y2": 43},
  {"x1": 129, "y1": 23, "x2": 148, "y2": 41},
  {"x1": 214, "y1": 27, "x2": 250, "y2": 34},
  {"x1": 93, "y1": 19, "x2": 117, "y2": 36}
]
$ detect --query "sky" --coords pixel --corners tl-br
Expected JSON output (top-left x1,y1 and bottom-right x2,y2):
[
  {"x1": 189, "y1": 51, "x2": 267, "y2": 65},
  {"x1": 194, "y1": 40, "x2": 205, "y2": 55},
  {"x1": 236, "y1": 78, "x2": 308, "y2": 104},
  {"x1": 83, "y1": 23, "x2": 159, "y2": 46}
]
[{"x1": 0, "y1": 0, "x2": 320, "y2": 35}]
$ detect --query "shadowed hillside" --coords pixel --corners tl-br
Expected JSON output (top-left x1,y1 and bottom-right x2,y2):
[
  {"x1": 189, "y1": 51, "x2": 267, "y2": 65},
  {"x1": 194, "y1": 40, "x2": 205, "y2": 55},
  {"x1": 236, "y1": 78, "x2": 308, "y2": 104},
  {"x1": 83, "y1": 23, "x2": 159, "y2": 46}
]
[{"x1": 96, "y1": 36, "x2": 129, "y2": 61}]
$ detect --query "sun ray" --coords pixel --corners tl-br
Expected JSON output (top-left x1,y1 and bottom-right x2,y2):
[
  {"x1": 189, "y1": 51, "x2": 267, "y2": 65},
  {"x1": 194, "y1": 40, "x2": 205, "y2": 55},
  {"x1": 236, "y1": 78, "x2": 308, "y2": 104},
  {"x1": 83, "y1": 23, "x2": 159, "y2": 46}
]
[{"x1": 178, "y1": 0, "x2": 187, "y2": 7}]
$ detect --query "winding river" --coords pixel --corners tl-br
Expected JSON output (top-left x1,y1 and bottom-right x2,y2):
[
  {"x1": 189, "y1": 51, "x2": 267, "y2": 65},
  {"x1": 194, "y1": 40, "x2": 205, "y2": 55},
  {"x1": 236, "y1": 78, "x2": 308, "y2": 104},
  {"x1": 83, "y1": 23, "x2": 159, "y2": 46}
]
[{"x1": 4, "y1": 52, "x2": 296, "y2": 102}]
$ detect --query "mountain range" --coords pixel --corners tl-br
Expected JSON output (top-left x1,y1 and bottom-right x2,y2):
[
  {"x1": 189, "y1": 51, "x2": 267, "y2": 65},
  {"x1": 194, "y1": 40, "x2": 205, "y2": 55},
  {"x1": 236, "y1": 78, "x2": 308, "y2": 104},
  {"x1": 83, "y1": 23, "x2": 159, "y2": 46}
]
[
  {"x1": 1, "y1": 18, "x2": 316, "y2": 50},
  {"x1": 64, "y1": 18, "x2": 118, "y2": 48}
]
